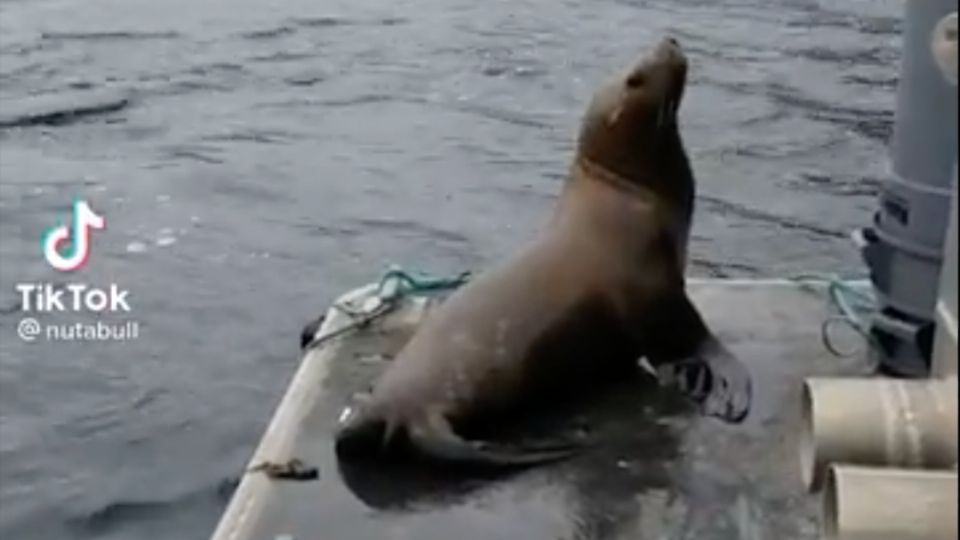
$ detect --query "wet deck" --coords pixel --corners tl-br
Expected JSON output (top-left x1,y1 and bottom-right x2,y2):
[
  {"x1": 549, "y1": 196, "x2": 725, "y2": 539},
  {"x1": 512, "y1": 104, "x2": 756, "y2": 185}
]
[{"x1": 212, "y1": 279, "x2": 871, "y2": 540}]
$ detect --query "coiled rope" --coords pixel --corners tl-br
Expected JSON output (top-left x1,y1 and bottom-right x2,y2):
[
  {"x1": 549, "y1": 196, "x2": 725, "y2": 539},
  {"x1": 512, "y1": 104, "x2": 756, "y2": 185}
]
[
  {"x1": 304, "y1": 267, "x2": 877, "y2": 359},
  {"x1": 303, "y1": 265, "x2": 471, "y2": 351},
  {"x1": 790, "y1": 273, "x2": 877, "y2": 358}
]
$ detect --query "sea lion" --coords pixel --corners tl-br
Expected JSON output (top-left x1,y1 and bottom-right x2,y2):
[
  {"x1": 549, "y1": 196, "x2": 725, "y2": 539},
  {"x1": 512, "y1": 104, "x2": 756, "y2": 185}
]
[{"x1": 334, "y1": 37, "x2": 751, "y2": 468}]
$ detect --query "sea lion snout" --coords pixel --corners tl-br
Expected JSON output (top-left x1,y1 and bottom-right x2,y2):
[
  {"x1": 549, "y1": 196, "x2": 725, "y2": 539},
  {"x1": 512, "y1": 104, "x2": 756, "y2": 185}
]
[
  {"x1": 335, "y1": 396, "x2": 395, "y2": 458},
  {"x1": 657, "y1": 36, "x2": 682, "y2": 56},
  {"x1": 627, "y1": 36, "x2": 687, "y2": 105},
  {"x1": 648, "y1": 36, "x2": 683, "y2": 66}
]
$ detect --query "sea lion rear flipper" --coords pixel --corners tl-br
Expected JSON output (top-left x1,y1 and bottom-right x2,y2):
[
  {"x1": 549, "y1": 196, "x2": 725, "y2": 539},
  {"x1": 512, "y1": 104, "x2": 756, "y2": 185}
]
[{"x1": 408, "y1": 415, "x2": 580, "y2": 469}]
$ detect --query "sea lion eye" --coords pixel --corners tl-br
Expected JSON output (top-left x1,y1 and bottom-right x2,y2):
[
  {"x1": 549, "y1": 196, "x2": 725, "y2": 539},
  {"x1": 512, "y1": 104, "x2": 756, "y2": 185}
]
[{"x1": 626, "y1": 73, "x2": 646, "y2": 89}]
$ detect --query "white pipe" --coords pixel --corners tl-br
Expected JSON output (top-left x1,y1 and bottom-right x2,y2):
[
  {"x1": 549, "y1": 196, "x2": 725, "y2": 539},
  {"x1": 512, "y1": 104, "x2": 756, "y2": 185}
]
[
  {"x1": 932, "y1": 169, "x2": 958, "y2": 378},
  {"x1": 801, "y1": 377, "x2": 958, "y2": 491},
  {"x1": 932, "y1": 12, "x2": 958, "y2": 86},
  {"x1": 823, "y1": 465, "x2": 958, "y2": 540}
]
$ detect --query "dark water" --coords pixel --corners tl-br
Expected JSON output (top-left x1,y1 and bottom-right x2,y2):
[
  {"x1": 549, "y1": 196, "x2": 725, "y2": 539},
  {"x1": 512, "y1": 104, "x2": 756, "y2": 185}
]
[{"x1": 0, "y1": 0, "x2": 900, "y2": 538}]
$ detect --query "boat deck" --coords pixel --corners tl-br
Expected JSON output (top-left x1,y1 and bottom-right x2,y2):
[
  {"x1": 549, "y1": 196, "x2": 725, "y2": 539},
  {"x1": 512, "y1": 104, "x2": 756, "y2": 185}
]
[{"x1": 212, "y1": 279, "x2": 871, "y2": 540}]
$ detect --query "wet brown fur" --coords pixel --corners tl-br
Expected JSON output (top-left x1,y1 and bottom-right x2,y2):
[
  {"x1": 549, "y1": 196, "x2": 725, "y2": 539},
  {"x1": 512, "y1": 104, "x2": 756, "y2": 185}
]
[{"x1": 334, "y1": 39, "x2": 742, "y2": 467}]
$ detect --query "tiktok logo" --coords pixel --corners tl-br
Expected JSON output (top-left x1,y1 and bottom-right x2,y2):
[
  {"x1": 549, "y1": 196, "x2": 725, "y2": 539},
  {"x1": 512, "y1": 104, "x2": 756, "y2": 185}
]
[
  {"x1": 16, "y1": 199, "x2": 138, "y2": 344},
  {"x1": 41, "y1": 199, "x2": 106, "y2": 272}
]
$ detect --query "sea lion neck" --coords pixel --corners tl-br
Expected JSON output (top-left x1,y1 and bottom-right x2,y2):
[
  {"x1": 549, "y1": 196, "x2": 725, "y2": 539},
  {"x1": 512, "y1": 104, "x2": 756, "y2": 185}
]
[
  {"x1": 573, "y1": 37, "x2": 692, "y2": 216},
  {"x1": 573, "y1": 155, "x2": 655, "y2": 198},
  {"x1": 571, "y1": 129, "x2": 695, "y2": 220}
]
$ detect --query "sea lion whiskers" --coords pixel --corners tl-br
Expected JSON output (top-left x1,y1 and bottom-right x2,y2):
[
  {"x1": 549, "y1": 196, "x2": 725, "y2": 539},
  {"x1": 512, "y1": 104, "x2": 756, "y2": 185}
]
[
  {"x1": 657, "y1": 95, "x2": 679, "y2": 132},
  {"x1": 380, "y1": 417, "x2": 401, "y2": 455},
  {"x1": 656, "y1": 98, "x2": 666, "y2": 130}
]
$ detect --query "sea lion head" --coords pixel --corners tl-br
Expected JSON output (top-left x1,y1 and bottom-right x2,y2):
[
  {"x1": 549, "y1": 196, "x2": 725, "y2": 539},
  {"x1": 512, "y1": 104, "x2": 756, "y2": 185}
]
[
  {"x1": 334, "y1": 393, "x2": 397, "y2": 459},
  {"x1": 576, "y1": 37, "x2": 689, "y2": 185}
]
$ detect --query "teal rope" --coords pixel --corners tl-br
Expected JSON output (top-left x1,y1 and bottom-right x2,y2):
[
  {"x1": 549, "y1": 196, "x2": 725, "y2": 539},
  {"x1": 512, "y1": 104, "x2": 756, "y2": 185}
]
[
  {"x1": 790, "y1": 273, "x2": 877, "y2": 357},
  {"x1": 374, "y1": 265, "x2": 471, "y2": 302},
  {"x1": 307, "y1": 266, "x2": 470, "y2": 350},
  {"x1": 316, "y1": 269, "x2": 877, "y2": 359}
]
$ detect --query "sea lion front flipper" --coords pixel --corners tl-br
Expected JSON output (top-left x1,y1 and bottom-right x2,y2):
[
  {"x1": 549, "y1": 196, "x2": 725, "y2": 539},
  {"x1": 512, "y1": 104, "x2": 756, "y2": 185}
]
[
  {"x1": 645, "y1": 292, "x2": 752, "y2": 423},
  {"x1": 408, "y1": 414, "x2": 580, "y2": 469},
  {"x1": 658, "y1": 339, "x2": 751, "y2": 423}
]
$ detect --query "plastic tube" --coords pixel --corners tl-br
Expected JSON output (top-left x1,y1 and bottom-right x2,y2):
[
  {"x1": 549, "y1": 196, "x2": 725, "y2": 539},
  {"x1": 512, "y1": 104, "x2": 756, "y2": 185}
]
[
  {"x1": 800, "y1": 377, "x2": 957, "y2": 491},
  {"x1": 823, "y1": 465, "x2": 958, "y2": 540}
]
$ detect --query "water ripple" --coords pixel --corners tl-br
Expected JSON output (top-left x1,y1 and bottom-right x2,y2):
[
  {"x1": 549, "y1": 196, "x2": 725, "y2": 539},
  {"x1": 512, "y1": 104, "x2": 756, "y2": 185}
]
[
  {"x1": 67, "y1": 477, "x2": 238, "y2": 536},
  {"x1": 0, "y1": 89, "x2": 131, "y2": 128},
  {"x1": 40, "y1": 31, "x2": 182, "y2": 42},
  {"x1": 763, "y1": 82, "x2": 894, "y2": 142},
  {"x1": 348, "y1": 217, "x2": 473, "y2": 247},
  {"x1": 707, "y1": 80, "x2": 895, "y2": 142},
  {"x1": 699, "y1": 194, "x2": 847, "y2": 239},
  {"x1": 788, "y1": 45, "x2": 898, "y2": 66},
  {"x1": 247, "y1": 50, "x2": 317, "y2": 63},
  {"x1": 239, "y1": 26, "x2": 297, "y2": 40},
  {"x1": 444, "y1": 102, "x2": 555, "y2": 130},
  {"x1": 784, "y1": 172, "x2": 882, "y2": 198},
  {"x1": 201, "y1": 128, "x2": 301, "y2": 145},
  {"x1": 159, "y1": 144, "x2": 225, "y2": 165},
  {"x1": 287, "y1": 15, "x2": 409, "y2": 29},
  {"x1": 690, "y1": 256, "x2": 761, "y2": 278}
]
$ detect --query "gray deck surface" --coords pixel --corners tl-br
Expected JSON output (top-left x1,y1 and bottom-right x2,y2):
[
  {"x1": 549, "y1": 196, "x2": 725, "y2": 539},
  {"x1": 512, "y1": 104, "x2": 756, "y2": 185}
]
[{"x1": 214, "y1": 280, "x2": 871, "y2": 540}]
